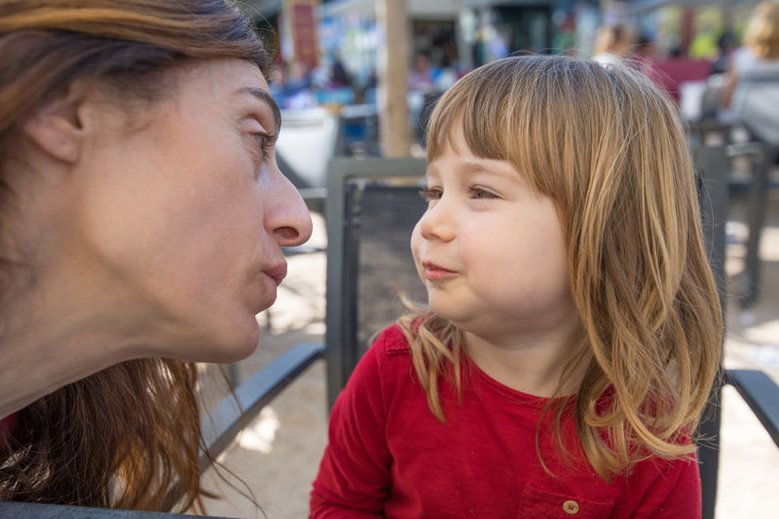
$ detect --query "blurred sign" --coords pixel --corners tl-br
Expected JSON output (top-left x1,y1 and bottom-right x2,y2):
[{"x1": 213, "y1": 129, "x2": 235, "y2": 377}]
[{"x1": 284, "y1": 0, "x2": 320, "y2": 70}]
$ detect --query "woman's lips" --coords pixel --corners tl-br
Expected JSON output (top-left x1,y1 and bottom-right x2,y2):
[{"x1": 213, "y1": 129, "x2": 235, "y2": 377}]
[
  {"x1": 422, "y1": 260, "x2": 456, "y2": 281},
  {"x1": 264, "y1": 262, "x2": 288, "y2": 286}
]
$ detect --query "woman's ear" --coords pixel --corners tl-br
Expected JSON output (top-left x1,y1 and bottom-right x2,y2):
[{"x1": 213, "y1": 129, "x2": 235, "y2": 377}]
[{"x1": 21, "y1": 80, "x2": 90, "y2": 164}]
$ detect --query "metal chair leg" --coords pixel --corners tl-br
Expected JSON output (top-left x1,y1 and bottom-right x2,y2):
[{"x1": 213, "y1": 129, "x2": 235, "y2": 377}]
[{"x1": 740, "y1": 145, "x2": 779, "y2": 307}]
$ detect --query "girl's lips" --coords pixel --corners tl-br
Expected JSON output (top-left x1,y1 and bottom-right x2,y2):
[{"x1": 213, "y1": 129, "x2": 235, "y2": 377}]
[{"x1": 422, "y1": 261, "x2": 456, "y2": 281}]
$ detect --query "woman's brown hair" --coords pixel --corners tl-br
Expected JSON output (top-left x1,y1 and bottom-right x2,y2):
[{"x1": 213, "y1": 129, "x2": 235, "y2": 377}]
[
  {"x1": 0, "y1": 0, "x2": 270, "y2": 511},
  {"x1": 400, "y1": 55, "x2": 722, "y2": 480}
]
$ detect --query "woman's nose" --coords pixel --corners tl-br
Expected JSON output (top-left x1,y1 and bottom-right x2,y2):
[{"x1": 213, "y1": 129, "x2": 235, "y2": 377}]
[{"x1": 265, "y1": 166, "x2": 313, "y2": 247}]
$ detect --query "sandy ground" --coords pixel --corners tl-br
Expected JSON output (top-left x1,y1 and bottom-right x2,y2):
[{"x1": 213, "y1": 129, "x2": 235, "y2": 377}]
[{"x1": 195, "y1": 189, "x2": 779, "y2": 519}]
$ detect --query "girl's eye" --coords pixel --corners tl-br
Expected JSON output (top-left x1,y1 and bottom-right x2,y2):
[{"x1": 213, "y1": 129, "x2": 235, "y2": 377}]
[
  {"x1": 469, "y1": 186, "x2": 498, "y2": 199},
  {"x1": 418, "y1": 187, "x2": 442, "y2": 201}
]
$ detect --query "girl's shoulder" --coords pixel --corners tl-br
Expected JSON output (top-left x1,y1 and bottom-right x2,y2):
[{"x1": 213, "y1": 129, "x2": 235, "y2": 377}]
[
  {"x1": 355, "y1": 324, "x2": 412, "y2": 377},
  {"x1": 372, "y1": 323, "x2": 412, "y2": 357},
  {"x1": 341, "y1": 325, "x2": 419, "y2": 412}
]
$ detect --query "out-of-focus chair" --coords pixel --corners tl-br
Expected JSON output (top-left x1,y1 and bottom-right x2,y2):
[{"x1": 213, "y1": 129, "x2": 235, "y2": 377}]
[
  {"x1": 323, "y1": 157, "x2": 427, "y2": 407},
  {"x1": 725, "y1": 71, "x2": 779, "y2": 307},
  {"x1": 692, "y1": 144, "x2": 779, "y2": 519}
]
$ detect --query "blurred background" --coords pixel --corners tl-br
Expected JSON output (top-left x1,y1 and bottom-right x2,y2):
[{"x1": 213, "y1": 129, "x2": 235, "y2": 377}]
[{"x1": 239, "y1": 0, "x2": 763, "y2": 161}]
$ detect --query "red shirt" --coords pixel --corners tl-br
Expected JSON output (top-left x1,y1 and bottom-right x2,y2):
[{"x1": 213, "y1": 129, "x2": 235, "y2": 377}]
[{"x1": 311, "y1": 325, "x2": 701, "y2": 518}]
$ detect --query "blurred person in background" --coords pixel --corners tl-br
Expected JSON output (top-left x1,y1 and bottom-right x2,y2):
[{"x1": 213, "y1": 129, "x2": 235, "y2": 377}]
[
  {"x1": 592, "y1": 24, "x2": 634, "y2": 67},
  {"x1": 329, "y1": 53, "x2": 354, "y2": 90},
  {"x1": 0, "y1": 0, "x2": 311, "y2": 511},
  {"x1": 634, "y1": 31, "x2": 658, "y2": 62},
  {"x1": 722, "y1": 1, "x2": 779, "y2": 110},
  {"x1": 711, "y1": 30, "x2": 738, "y2": 75},
  {"x1": 632, "y1": 31, "x2": 662, "y2": 82},
  {"x1": 409, "y1": 50, "x2": 438, "y2": 94}
]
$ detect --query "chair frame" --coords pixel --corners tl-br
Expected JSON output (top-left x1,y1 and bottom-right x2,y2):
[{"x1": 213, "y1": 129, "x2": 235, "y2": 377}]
[{"x1": 323, "y1": 157, "x2": 427, "y2": 408}]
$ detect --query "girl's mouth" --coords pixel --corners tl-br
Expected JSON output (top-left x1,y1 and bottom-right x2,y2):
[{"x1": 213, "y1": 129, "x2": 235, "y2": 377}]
[{"x1": 422, "y1": 261, "x2": 456, "y2": 281}]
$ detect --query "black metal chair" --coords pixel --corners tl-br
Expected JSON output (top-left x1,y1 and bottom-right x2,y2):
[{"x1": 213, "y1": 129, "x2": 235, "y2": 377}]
[
  {"x1": 693, "y1": 144, "x2": 779, "y2": 519},
  {"x1": 726, "y1": 71, "x2": 779, "y2": 307},
  {"x1": 323, "y1": 157, "x2": 427, "y2": 408},
  {"x1": 730, "y1": 142, "x2": 779, "y2": 307},
  {"x1": 322, "y1": 155, "x2": 779, "y2": 519},
  {"x1": 0, "y1": 501, "x2": 232, "y2": 518}
]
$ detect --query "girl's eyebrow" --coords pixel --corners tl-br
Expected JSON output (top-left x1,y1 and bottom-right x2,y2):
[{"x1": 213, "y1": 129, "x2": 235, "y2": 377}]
[
  {"x1": 235, "y1": 87, "x2": 282, "y2": 133},
  {"x1": 455, "y1": 158, "x2": 515, "y2": 180}
]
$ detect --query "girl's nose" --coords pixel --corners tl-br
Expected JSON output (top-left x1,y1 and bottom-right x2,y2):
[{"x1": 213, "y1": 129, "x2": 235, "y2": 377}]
[
  {"x1": 417, "y1": 198, "x2": 455, "y2": 242},
  {"x1": 265, "y1": 165, "x2": 313, "y2": 248}
]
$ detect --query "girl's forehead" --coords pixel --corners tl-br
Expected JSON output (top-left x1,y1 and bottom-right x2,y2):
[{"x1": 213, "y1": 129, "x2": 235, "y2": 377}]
[{"x1": 428, "y1": 120, "x2": 472, "y2": 160}]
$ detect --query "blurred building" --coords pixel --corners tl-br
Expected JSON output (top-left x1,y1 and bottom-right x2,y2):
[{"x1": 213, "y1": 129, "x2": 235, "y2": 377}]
[
  {"x1": 245, "y1": 0, "x2": 604, "y2": 90},
  {"x1": 243, "y1": 0, "x2": 766, "y2": 118},
  {"x1": 245, "y1": 0, "x2": 768, "y2": 75}
]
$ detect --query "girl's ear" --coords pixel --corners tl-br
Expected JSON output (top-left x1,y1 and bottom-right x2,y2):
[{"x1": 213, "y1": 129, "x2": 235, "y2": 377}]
[{"x1": 21, "y1": 80, "x2": 90, "y2": 164}]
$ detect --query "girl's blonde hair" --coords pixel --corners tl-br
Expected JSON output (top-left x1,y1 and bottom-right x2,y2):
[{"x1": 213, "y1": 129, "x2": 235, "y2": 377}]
[
  {"x1": 399, "y1": 55, "x2": 722, "y2": 480},
  {"x1": 744, "y1": 1, "x2": 779, "y2": 60}
]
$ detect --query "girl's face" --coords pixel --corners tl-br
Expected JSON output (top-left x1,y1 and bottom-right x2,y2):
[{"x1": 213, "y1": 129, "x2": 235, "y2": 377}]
[
  {"x1": 21, "y1": 59, "x2": 312, "y2": 362},
  {"x1": 411, "y1": 128, "x2": 578, "y2": 345}
]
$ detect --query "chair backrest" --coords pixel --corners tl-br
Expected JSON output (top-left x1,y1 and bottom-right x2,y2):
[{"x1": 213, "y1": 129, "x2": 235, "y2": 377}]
[
  {"x1": 324, "y1": 157, "x2": 426, "y2": 407},
  {"x1": 693, "y1": 142, "x2": 779, "y2": 519},
  {"x1": 730, "y1": 72, "x2": 779, "y2": 144},
  {"x1": 691, "y1": 144, "x2": 729, "y2": 519}
]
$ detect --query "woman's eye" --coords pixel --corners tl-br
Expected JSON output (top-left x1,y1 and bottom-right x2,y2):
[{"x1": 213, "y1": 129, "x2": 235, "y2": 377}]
[
  {"x1": 418, "y1": 187, "x2": 442, "y2": 201},
  {"x1": 252, "y1": 131, "x2": 277, "y2": 164},
  {"x1": 469, "y1": 186, "x2": 498, "y2": 199}
]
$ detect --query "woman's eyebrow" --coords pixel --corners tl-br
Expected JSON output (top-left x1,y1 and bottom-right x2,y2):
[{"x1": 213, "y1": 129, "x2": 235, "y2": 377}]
[{"x1": 236, "y1": 87, "x2": 282, "y2": 133}]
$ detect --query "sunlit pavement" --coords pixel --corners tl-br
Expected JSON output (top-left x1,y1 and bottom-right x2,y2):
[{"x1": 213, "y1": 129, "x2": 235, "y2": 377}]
[{"x1": 197, "y1": 191, "x2": 779, "y2": 518}]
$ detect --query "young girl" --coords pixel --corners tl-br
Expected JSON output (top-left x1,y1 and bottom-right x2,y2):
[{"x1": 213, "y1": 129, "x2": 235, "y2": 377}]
[{"x1": 311, "y1": 56, "x2": 721, "y2": 518}]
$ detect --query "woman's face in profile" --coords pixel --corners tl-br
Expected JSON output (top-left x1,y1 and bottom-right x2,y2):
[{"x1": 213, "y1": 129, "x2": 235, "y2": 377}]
[{"x1": 67, "y1": 59, "x2": 312, "y2": 362}]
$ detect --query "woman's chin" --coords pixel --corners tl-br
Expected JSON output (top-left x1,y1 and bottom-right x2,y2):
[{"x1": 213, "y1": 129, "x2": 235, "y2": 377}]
[
  {"x1": 175, "y1": 318, "x2": 261, "y2": 364},
  {"x1": 218, "y1": 324, "x2": 262, "y2": 363}
]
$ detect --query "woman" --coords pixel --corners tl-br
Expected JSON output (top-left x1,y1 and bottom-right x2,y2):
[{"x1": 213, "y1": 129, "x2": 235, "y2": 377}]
[{"x1": 0, "y1": 0, "x2": 312, "y2": 511}]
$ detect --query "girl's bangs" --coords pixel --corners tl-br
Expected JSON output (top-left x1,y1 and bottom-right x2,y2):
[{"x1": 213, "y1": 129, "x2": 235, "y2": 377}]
[{"x1": 426, "y1": 67, "x2": 513, "y2": 165}]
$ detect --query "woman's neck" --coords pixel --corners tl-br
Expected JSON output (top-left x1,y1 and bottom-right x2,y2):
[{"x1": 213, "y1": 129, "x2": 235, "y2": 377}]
[
  {"x1": 0, "y1": 266, "x2": 156, "y2": 419},
  {"x1": 0, "y1": 329, "x2": 121, "y2": 419}
]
